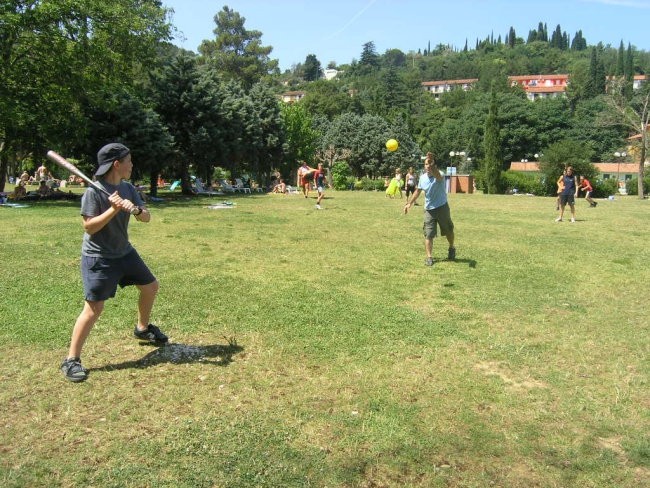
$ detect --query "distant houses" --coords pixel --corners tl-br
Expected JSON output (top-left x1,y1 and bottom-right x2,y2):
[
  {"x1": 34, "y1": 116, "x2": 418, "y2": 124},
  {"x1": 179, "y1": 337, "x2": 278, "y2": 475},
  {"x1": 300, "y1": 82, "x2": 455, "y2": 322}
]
[
  {"x1": 420, "y1": 74, "x2": 647, "y2": 101},
  {"x1": 280, "y1": 90, "x2": 306, "y2": 104},
  {"x1": 421, "y1": 78, "x2": 478, "y2": 100},
  {"x1": 281, "y1": 73, "x2": 647, "y2": 105}
]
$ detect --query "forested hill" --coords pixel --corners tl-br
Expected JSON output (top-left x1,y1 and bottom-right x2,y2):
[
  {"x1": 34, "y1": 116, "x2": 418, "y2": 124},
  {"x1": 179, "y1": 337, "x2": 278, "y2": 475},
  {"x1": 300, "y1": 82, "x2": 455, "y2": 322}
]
[{"x1": 285, "y1": 21, "x2": 649, "y2": 85}]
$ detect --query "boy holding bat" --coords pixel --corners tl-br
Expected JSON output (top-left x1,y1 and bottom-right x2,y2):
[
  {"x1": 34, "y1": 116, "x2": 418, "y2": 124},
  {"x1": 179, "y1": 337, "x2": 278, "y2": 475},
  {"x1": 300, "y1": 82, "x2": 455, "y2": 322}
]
[{"x1": 60, "y1": 143, "x2": 168, "y2": 382}]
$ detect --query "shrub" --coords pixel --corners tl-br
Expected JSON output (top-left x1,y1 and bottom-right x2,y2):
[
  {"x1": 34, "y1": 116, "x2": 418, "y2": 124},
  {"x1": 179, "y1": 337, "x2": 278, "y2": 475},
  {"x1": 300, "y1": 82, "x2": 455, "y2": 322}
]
[
  {"x1": 625, "y1": 176, "x2": 650, "y2": 196},
  {"x1": 503, "y1": 172, "x2": 544, "y2": 195},
  {"x1": 331, "y1": 161, "x2": 352, "y2": 190},
  {"x1": 592, "y1": 178, "x2": 618, "y2": 198},
  {"x1": 350, "y1": 177, "x2": 386, "y2": 191}
]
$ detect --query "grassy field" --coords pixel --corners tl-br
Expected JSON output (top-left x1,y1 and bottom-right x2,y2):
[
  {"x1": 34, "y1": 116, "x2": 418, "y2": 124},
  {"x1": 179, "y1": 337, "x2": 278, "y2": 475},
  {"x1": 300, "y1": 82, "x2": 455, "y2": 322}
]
[{"x1": 1, "y1": 189, "x2": 648, "y2": 487}]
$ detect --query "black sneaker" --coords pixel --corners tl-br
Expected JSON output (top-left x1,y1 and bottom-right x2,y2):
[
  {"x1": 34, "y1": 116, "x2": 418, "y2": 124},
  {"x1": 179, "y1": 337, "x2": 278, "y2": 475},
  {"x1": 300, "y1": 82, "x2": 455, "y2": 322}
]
[
  {"x1": 448, "y1": 247, "x2": 456, "y2": 261},
  {"x1": 61, "y1": 357, "x2": 88, "y2": 383},
  {"x1": 134, "y1": 324, "x2": 168, "y2": 343},
  {"x1": 424, "y1": 257, "x2": 434, "y2": 266}
]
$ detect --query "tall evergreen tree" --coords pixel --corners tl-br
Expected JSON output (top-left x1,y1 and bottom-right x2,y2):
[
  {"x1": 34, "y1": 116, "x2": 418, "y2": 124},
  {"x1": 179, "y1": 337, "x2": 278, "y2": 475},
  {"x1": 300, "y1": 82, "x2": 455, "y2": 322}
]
[
  {"x1": 303, "y1": 54, "x2": 323, "y2": 81},
  {"x1": 571, "y1": 30, "x2": 587, "y2": 50},
  {"x1": 624, "y1": 43, "x2": 635, "y2": 99},
  {"x1": 616, "y1": 41, "x2": 625, "y2": 75},
  {"x1": 360, "y1": 41, "x2": 380, "y2": 69},
  {"x1": 508, "y1": 27, "x2": 516, "y2": 48},
  {"x1": 625, "y1": 43, "x2": 634, "y2": 80},
  {"x1": 551, "y1": 25, "x2": 563, "y2": 49},
  {"x1": 198, "y1": 6, "x2": 279, "y2": 88},
  {"x1": 586, "y1": 47, "x2": 606, "y2": 97},
  {"x1": 482, "y1": 89, "x2": 503, "y2": 194}
]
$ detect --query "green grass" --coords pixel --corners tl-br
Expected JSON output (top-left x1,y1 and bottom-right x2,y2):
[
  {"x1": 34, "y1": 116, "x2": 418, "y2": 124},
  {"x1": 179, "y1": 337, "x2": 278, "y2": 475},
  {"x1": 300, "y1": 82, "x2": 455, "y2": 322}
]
[{"x1": 1, "y1": 191, "x2": 648, "y2": 487}]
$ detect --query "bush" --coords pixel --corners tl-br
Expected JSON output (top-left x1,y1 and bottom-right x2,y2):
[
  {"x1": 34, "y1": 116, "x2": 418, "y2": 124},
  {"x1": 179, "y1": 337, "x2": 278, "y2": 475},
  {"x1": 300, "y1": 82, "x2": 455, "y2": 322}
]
[
  {"x1": 592, "y1": 178, "x2": 618, "y2": 198},
  {"x1": 625, "y1": 176, "x2": 650, "y2": 196},
  {"x1": 331, "y1": 161, "x2": 352, "y2": 190},
  {"x1": 503, "y1": 172, "x2": 544, "y2": 195},
  {"x1": 357, "y1": 177, "x2": 385, "y2": 191}
]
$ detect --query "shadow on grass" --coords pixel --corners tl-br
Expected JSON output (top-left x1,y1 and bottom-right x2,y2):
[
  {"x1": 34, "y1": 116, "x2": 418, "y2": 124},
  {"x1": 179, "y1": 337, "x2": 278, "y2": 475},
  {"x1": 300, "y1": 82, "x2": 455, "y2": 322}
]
[
  {"x1": 453, "y1": 258, "x2": 477, "y2": 268},
  {"x1": 92, "y1": 338, "x2": 244, "y2": 372}
]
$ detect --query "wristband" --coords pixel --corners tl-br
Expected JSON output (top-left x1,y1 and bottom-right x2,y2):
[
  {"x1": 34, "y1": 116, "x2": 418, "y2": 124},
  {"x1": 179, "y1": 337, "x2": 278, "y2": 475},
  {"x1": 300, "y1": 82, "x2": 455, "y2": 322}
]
[{"x1": 132, "y1": 207, "x2": 143, "y2": 216}]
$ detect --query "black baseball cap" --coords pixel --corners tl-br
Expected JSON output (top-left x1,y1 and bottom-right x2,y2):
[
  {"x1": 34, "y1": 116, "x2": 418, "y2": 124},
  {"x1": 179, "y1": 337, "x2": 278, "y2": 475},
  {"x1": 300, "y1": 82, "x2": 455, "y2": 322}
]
[{"x1": 96, "y1": 143, "x2": 130, "y2": 176}]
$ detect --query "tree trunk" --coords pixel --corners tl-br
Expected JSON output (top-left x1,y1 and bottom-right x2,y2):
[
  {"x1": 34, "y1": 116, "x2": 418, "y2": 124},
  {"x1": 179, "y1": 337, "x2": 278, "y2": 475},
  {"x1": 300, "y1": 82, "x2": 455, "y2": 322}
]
[
  {"x1": 638, "y1": 138, "x2": 646, "y2": 199},
  {"x1": 149, "y1": 172, "x2": 157, "y2": 197},
  {"x1": 0, "y1": 150, "x2": 8, "y2": 193}
]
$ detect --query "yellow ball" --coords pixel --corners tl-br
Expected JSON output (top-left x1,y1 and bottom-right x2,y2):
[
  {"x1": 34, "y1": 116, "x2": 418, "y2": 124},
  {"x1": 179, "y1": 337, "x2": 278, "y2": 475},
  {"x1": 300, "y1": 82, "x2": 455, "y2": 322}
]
[{"x1": 386, "y1": 139, "x2": 398, "y2": 152}]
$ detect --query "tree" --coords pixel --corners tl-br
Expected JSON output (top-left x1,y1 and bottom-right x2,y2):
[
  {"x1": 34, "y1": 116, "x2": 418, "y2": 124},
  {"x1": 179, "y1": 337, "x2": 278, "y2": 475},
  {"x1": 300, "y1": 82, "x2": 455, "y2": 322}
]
[
  {"x1": 303, "y1": 54, "x2": 322, "y2": 81},
  {"x1": 383, "y1": 48, "x2": 407, "y2": 68},
  {"x1": 585, "y1": 47, "x2": 606, "y2": 98},
  {"x1": 538, "y1": 140, "x2": 596, "y2": 195},
  {"x1": 481, "y1": 89, "x2": 503, "y2": 193},
  {"x1": 616, "y1": 41, "x2": 625, "y2": 76},
  {"x1": 86, "y1": 91, "x2": 173, "y2": 195},
  {"x1": 508, "y1": 27, "x2": 518, "y2": 48},
  {"x1": 571, "y1": 30, "x2": 587, "y2": 51},
  {"x1": 319, "y1": 113, "x2": 415, "y2": 178},
  {"x1": 603, "y1": 79, "x2": 649, "y2": 198},
  {"x1": 246, "y1": 82, "x2": 285, "y2": 180},
  {"x1": 150, "y1": 54, "x2": 226, "y2": 193},
  {"x1": 0, "y1": 0, "x2": 172, "y2": 191},
  {"x1": 359, "y1": 41, "x2": 380, "y2": 70},
  {"x1": 281, "y1": 102, "x2": 318, "y2": 172},
  {"x1": 198, "y1": 6, "x2": 278, "y2": 88},
  {"x1": 301, "y1": 80, "x2": 353, "y2": 119}
]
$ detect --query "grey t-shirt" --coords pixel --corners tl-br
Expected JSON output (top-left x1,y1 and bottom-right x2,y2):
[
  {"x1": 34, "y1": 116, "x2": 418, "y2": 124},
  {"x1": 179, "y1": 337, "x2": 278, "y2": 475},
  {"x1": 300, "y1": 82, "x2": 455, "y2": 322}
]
[{"x1": 80, "y1": 180, "x2": 144, "y2": 258}]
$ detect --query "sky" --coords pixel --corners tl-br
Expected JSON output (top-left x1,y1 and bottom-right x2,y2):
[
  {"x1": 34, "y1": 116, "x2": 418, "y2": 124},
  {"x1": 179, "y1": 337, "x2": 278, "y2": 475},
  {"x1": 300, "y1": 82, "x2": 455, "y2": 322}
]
[{"x1": 162, "y1": 0, "x2": 650, "y2": 72}]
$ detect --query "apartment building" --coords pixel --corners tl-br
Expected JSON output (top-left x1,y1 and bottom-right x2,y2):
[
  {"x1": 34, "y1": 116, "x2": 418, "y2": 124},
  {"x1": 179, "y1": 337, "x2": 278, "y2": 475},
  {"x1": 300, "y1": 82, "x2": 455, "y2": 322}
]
[
  {"x1": 421, "y1": 79, "x2": 479, "y2": 99},
  {"x1": 508, "y1": 74, "x2": 569, "y2": 100}
]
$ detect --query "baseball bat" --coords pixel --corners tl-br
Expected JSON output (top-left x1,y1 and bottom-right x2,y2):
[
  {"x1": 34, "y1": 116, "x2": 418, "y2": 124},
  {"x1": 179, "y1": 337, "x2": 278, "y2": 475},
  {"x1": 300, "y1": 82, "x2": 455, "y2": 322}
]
[{"x1": 46, "y1": 150, "x2": 111, "y2": 196}]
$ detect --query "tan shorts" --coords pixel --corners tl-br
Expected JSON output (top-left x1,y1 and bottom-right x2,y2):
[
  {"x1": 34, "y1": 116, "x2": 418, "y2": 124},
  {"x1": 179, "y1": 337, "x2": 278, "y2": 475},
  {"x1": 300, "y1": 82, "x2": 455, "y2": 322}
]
[{"x1": 423, "y1": 203, "x2": 454, "y2": 239}]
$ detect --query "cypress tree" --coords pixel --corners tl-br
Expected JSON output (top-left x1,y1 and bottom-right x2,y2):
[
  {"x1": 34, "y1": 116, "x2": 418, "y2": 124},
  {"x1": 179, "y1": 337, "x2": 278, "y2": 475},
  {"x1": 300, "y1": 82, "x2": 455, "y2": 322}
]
[
  {"x1": 482, "y1": 88, "x2": 503, "y2": 194},
  {"x1": 624, "y1": 43, "x2": 634, "y2": 99},
  {"x1": 616, "y1": 41, "x2": 625, "y2": 76},
  {"x1": 508, "y1": 27, "x2": 516, "y2": 48}
]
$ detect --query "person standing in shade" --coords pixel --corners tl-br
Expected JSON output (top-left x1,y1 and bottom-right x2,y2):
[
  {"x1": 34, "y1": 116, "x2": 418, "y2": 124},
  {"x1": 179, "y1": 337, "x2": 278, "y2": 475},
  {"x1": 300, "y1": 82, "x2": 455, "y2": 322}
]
[
  {"x1": 403, "y1": 153, "x2": 456, "y2": 266},
  {"x1": 404, "y1": 167, "x2": 417, "y2": 202},
  {"x1": 579, "y1": 175, "x2": 597, "y2": 207},
  {"x1": 556, "y1": 166, "x2": 578, "y2": 223},
  {"x1": 60, "y1": 143, "x2": 168, "y2": 383}
]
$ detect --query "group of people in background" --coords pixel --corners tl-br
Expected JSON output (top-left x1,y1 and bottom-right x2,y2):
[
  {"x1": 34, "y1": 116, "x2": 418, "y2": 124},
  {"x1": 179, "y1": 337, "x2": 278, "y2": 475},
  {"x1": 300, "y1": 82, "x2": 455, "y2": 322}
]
[
  {"x1": 385, "y1": 166, "x2": 418, "y2": 200},
  {"x1": 9, "y1": 164, "x2": 81, "y2": 201},
  {"x1": 269, "y1": 161, "x2": 329, "y2": 209}
]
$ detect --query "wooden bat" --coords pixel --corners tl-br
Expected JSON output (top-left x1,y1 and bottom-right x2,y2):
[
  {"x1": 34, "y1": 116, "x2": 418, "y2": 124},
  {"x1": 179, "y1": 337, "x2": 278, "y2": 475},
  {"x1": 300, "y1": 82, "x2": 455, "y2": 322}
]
[{"x1": 46, "y1": 150, "x2": 111, "y2": 196}]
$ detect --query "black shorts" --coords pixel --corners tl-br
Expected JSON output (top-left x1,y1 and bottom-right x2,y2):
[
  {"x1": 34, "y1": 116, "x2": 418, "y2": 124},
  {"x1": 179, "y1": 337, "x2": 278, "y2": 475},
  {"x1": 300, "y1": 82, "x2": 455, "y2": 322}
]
[
  {"x1": 559, "y1": 194, "x2": 575, "y2": 206},
  {"x1": 81, "y1": 249, "x2": 156, "y2": 302}
]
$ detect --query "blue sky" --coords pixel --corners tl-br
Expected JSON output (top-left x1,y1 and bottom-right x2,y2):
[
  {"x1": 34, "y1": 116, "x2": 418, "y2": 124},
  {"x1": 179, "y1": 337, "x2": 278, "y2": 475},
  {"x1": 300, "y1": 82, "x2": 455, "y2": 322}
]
[{"x1": 162, "y1": 0, "x2": 650, "y2": 72}]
